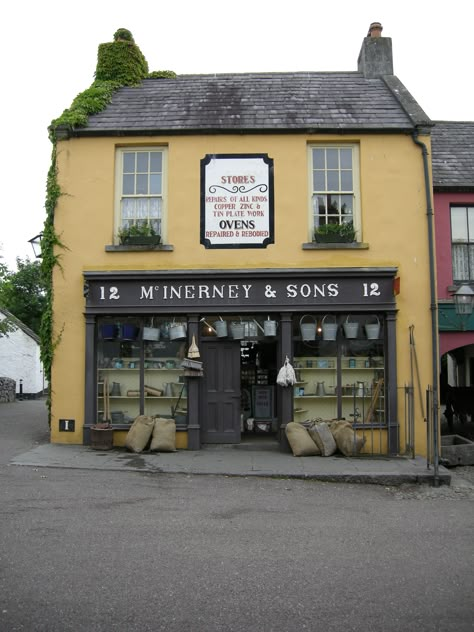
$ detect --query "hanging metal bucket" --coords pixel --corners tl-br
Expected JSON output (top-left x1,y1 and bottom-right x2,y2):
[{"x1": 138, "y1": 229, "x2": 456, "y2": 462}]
[
  {"x1": 230, "y1": 321, "x2": 245, "y2": 339},
  {"x1": 143, "y1": 318, "x2": 160, "y2": 341},
  {"x1": 263, "y1": 317, "x2": 278, "y2": 337},
  {"x1": 100, "y1": 324, "x2": 116, "y2": 340},
  {"x1": 214, "y1": 319, "x2": 228, "y2": 338},
  {"x1": 343, "y1": 315, "x2": 359, "y2": 339},
  {"x1": 121, "y1": 324, "x2": 139, "y2": 340},
  {"x1": 365, "y1": 316, "x2": 381, "y2": 340},
  {"x1": 169, "y1": 321, "x2": 187, "y2": 341},
  {"x1": 322, "y1": 315, "x2": 338, "y2": 341},
  {"x1": 300, "y1": 314, "x2": 317, "y2": 341},
  {"x1": 244, "y1": 321, "x2": 258, "y2": 337}
]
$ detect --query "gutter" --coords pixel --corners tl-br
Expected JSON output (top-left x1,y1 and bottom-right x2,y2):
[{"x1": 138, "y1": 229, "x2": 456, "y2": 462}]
[{"x1": 411, "y1": 131, "x2": 440, "y2": 486}]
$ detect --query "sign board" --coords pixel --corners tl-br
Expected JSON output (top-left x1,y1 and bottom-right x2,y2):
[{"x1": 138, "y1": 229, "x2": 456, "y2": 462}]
[
  {"x1": 252, "y1": 385, "x2": 275, "y2": 419},
  {"x1": 59, "y1": 419, "x2": 75, "y2": 432},
  {"x1": 200, "y1": 154, "x2": 274, "y2": 249},
  {"x1": 85, "y1": 273, "x2": 396, "y2": 311}
]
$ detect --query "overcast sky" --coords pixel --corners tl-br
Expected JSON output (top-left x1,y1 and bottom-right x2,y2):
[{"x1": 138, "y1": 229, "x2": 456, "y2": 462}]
[{"x1": 2, "y1": 0, "x2": 473, "y2": 270}]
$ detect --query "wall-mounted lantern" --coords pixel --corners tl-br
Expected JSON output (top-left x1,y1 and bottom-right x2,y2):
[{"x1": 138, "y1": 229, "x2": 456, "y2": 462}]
[{"x1": 28, "y1": 233, "x2": 43, "y2": 258}]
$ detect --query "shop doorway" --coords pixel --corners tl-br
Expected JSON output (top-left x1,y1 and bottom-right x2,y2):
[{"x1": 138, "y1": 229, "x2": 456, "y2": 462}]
[
  {"x1": 200, "y1": 340, "x2": 241, "y2": 443},
  {"x1": 199, "y1": 336, "x2": 279, "y2": 445},
  {"x1": 240, "y1": 340, "x2": 278, "y2": 439}
]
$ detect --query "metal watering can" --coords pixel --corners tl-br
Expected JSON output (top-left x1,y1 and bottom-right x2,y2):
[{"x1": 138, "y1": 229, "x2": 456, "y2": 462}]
[
  {"x1": 214, "y1": 317, "x2": 228, "y2": 337},
  {"x1": 169, "y1": 320, "x2": 187, "y2": 341},
  {"x1": 200, "y1": 318, "x2": 217, "y2": 335},
  {"x1": 252, "y1": 317, "x2": 278, "y2": 337}
]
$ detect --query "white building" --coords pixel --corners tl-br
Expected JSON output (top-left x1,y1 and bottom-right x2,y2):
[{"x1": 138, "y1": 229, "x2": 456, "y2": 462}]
[{"x1": 0, "y1": 309, "x2": 46, "y2": 397}]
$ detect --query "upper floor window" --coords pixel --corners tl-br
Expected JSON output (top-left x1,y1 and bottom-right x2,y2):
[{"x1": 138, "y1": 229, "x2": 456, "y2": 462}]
[
  {"x1": 451, "y1": 206, "x2": 474, "y2": 282},
  {"x1": 115, "y1": 148, "x2": 166, "y2": 240},
  {"x1": 309, "y1": 145, "x2": 360, "y2": 241}
]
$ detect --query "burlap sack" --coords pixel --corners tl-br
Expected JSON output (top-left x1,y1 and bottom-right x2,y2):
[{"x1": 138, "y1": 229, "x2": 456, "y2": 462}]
[
  {"x1": 329, "y1": 420, "x2": 366, "y2": 456},
  {"x1": 125, "y1": 415, "x2": 155, "y2": 453},
  {"x1": 285, "y1": 422, "x2": 321, "y2": 456},
  {"x1": 308, "y1": 421, "x2": 337, "y2": 456},
  {"x1": 150, "y1": 418, "x2": 176, "y2": 452}
]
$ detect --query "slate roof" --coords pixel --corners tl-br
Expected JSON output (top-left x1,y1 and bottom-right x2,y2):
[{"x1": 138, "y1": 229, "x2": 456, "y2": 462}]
[
  {"x1": 431, "y1": 121, "x2": 474, "y2": 190},
  {"x1": 71, "y1": 72, "x2": 432, "y2": 137},
  {"x1": 0, "y1": 308, "x2": 40, "y2": 344}
]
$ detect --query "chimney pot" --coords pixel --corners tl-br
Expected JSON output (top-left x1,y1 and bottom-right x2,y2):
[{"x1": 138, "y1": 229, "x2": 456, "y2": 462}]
[{"x1": 368, "y1": 22, "x2": 383, "y2": 38}]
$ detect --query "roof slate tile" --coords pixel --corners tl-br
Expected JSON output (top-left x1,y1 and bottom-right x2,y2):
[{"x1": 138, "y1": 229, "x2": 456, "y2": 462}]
[
  {"x1": 75, "y1": 71, "x2": 431, "y2": 136},
  {"x1": 431, "y1": 121, "x2": 474, "y2": 189}
]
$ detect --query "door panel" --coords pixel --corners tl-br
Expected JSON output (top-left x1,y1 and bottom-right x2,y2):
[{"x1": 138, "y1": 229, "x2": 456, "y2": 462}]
[{"x1": 200, "y1": 341, "x2": 241, "y2": 443}]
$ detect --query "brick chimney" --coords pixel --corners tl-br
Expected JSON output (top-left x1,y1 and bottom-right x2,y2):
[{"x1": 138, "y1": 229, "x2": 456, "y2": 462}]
[{"x1": 357, "y1": 22, "x2": 394, "y2": 78}]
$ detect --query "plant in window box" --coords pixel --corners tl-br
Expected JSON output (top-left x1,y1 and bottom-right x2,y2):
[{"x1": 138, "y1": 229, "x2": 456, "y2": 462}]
[
  {"x1": 313, "y1": 221, "x2": 356, "y2": 244},
  {"x1": 118, "y1": 222, "x2": 161, "y2": 246}
]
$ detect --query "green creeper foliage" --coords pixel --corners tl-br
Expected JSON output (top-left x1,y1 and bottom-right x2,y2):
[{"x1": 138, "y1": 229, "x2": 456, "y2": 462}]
[
  {"x1": 43, "y1": 30, "x2": 176, "y2": 419},
  {"x1": 95, "y1": 40, "x2": 149, "y2": 84},
  {"x1": 113, "y1": 28, "x2": 134, "y2": 42},
  {"x1": 147, "y1": 70, "x2": 177, "y2": 79}
]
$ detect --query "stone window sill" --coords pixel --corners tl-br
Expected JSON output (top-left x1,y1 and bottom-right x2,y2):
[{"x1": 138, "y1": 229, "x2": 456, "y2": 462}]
[
  {"x1": 302, "y1": 242, "x2": 369, "y2": 250},
  {"x1": 105, "y1": 244, "x2": 174, "y2": 252}
]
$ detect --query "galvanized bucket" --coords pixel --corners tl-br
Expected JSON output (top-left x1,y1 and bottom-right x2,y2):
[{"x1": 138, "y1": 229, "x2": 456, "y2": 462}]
[
  {"x1": 365, "y1": 316, "x2": 381, "y2": 340},
  {"x1": 322, "y1": 315, "x2": 338, "y2": 341},
  {"x1": 230, "y1": 321, "x2": 245, "y2": 339},
  {"x1": 214, "y1": 319, "x2": 228, "y2": 338},
  {"x1": 343, "y1": 315, "x2": 359, "y2": 339},
  {"x1": 143, "y1": 318, "x2": 160, "y2": 341},
  {"x1": 100, "y1": 324, "x2": 116, "y2": 340},
  {"x1": 300, "y1": 314, "x2": 317, "y2": 341},
  {"x1": 264, "y1": 317, "x2": 278, "y2": 337},
  {"x1": 121, "y1": 324, "x2": 139, "y2": 340},
  {"x1": 169, "y1": 321, "x2": 187, "y2": 341},
  {"x1": 244, "y1": 321, "x2": 259, "y2": 337}
]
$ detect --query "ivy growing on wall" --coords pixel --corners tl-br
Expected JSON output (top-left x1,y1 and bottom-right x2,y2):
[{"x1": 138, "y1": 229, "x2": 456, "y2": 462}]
[{"x1": 42, "y1": 29, "x2": 176, "y2": 418}]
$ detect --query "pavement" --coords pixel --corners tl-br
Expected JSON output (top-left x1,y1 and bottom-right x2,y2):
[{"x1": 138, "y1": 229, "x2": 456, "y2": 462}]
[
  {"x1": 10, "y1": 436, "x2": 451, "y2": 486},
  {"x1": 3, "y1": 398, "x2": 452, "y2": 486}
]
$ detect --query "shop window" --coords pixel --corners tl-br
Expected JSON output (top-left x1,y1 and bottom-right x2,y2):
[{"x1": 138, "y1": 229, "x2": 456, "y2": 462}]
[
  {"x1": 96, "y1": 316, "x2": 187, "y2": 425},
  {"x1": 308, "y1": 145, "x2": 360, "y2": 243},
  {"x1": 293, "y1": 313, "x2": 385, "y2": 425},
  {"x1": 114, "y1": 148, "x2": 167, "y2": 245},
  {"x1": 451, "y1": 206, "x2": 474, "y2": 282}
]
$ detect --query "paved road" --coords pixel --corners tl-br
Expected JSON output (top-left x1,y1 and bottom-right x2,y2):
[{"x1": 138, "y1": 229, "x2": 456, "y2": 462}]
[{"x1": 0, "y1": 400, "x2": 473, "y2": 632}]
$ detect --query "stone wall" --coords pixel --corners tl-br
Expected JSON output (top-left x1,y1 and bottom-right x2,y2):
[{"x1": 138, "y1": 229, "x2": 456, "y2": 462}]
[{"x1": 0, "y1": 377, "x2": 16, "y2": 403}]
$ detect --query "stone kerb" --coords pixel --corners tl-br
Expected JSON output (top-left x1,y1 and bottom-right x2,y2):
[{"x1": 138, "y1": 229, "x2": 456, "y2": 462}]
[{"x1": 0, "y1": 377, "x2": 16, "y2": 403}]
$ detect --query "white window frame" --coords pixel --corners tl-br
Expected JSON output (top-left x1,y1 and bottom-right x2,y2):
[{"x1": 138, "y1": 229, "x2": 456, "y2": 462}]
[
  {"x1": 114, "y1": 146, "x2": 168, "y2": 243},
  {"x1": 451, "y1": 205, "x2": 474, "y2": 282},
  {"x1": 308, "y1": 144, "x2": 360, "y2": 242}
]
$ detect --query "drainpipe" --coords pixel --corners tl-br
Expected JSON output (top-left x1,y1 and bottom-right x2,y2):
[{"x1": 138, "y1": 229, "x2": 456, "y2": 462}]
[{"x1": 411, "y1": 130, "x2": 440, "y2": 486}]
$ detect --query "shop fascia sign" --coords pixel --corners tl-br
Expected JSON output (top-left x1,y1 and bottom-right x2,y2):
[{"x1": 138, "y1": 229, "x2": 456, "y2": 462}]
[
  {"x1": 200, "y1": 153, "x2": 274, "y2": 249},
  {"x1": 85, "y1": 274, "x2": 396, "y2": 310}
]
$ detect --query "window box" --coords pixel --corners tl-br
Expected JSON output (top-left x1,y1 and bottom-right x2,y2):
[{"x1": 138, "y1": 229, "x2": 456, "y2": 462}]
[
  {"x1": 120, "y1": 235, "x2": 161, "y2": 246},
  {"x1": 313, "y1": 221, "x2": 356, "y2": 244}
]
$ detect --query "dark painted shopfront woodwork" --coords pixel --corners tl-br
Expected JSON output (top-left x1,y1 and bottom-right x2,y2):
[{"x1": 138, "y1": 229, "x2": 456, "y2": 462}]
[{"x1": 83, "y1": 268, "x2": 399, "y2": 452}]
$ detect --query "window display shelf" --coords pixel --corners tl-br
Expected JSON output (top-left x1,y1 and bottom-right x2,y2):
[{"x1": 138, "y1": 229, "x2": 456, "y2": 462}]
[{"x1": 294, "y1": 395, "x2": 337, "y2": 399}]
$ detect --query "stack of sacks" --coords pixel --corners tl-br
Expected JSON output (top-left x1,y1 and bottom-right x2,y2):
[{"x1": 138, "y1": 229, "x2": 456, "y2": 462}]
[
  {"x1": 125, "y1": 416, "x2": 177, "y2": 453},
  {"x1": 285, "y1": 419, "x2": 365, "y2": 457}
]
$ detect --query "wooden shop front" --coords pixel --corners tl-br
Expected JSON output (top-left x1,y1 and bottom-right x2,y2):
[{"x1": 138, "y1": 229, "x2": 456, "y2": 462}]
[{"x1": 83, "y1": 268, "x2": 398, "y2": 452}]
